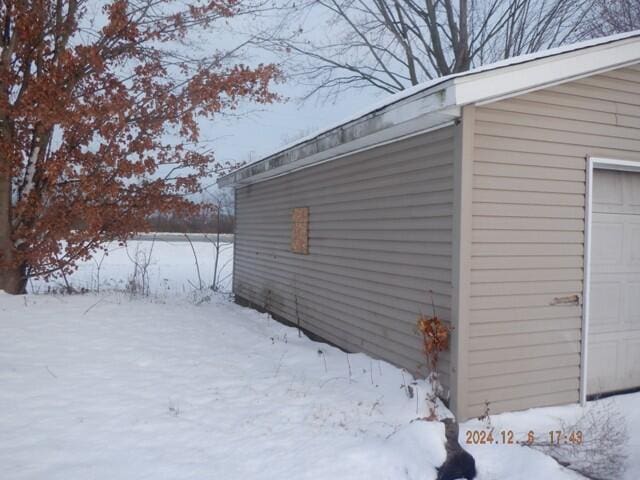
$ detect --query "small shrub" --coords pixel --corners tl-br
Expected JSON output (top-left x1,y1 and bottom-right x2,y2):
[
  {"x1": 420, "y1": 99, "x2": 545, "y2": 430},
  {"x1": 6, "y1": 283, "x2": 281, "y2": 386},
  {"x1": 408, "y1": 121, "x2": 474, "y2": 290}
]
[{"x1": 416, "y1": 294, "x2": 453, "y2": 420}]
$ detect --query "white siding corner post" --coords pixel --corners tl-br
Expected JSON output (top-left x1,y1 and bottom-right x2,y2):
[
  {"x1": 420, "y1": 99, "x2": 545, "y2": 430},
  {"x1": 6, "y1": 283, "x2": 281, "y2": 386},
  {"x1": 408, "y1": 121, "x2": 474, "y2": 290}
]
[
  {"x1": 580, "y1": 156, "x2": 594, "y2": 407},
  {"x1": 232, "y1": 187, "x2": 239, "y2": 295},
  {"x1": 450, "y1": 105, "x2": 475, "y2": 419}
]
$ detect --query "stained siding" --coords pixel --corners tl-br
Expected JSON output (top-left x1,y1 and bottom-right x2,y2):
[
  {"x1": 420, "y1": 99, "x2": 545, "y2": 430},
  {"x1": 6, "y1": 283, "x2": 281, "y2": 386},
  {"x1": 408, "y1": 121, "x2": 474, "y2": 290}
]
[
  {"x1": 466, "y1": 64, "x2": 640, "y2": 417},
  {"x1": 234, "y1": 127, "x2": 455, "y2": 388}
]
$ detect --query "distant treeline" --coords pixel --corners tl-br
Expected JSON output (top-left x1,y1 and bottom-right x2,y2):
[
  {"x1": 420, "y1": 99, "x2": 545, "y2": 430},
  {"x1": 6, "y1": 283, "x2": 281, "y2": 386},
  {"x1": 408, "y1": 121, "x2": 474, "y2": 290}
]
[{"x1": 148, "y1": 204, "x2": 235, "y2": 234}]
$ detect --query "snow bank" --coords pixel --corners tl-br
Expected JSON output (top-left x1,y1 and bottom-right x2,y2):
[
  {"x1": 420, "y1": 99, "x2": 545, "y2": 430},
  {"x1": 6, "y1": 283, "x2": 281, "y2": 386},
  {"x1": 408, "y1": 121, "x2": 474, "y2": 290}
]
[
  {"x1": 0, "y1": 293, "x2": 444, "y2": 479},
  {"x1": 4, "y1": 238, "x2": 640, "y2": 479}
]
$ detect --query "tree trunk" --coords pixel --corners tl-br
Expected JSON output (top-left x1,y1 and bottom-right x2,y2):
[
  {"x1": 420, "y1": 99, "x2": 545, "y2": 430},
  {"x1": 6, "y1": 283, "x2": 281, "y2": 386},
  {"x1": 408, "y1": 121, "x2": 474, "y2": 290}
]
[
  {"x1": 0, "y1": 263, "x2": 27, "y2": 294},
  {"x1": 0, "y1": 164, "x2": 25, "y2": 294}
]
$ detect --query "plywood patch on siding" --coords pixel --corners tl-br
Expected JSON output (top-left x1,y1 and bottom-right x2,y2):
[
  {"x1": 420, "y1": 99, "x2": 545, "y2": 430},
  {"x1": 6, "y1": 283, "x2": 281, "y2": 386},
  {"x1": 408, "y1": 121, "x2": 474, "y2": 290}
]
[{"x1": 291, "y1": 207, "x2": 310, "y2": 254}]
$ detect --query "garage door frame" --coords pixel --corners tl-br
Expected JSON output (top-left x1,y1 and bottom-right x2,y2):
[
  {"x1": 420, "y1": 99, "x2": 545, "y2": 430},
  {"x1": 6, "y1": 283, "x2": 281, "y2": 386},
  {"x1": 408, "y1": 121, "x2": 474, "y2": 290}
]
[{"x1": 582, "y1": 156, "x2": 640, "y2": 404}]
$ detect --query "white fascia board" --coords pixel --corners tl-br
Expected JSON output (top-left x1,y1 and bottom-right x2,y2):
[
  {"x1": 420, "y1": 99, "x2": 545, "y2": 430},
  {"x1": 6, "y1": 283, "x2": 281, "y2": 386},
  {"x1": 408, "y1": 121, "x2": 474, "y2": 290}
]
[
  {"x1": 219, "y1": 84, "x2": 459, "y2": 187},
  {"x1": 452, "y1": 37, "x2": 640, "y2": 106}
]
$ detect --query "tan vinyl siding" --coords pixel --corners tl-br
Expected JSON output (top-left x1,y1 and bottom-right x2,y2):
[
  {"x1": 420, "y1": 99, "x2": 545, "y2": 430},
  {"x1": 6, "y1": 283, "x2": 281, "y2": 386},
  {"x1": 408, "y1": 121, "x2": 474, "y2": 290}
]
[
  {"x1": 234, "y1": 127, "x2": 456, "y2": 388},
  {"x1": 465, "y1": 64, "x2": 640, "y2": 417}
]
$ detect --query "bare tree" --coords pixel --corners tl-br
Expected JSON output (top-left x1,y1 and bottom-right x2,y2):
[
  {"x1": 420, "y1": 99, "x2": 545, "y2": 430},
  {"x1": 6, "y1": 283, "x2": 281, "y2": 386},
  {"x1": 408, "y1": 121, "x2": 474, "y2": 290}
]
[
  {"x1": 251, "y1": 0, "x2": 593, "y2": 98},
  {"x1": 204, "y1": 189, "x2": 235, "y2": 292},
  {"x1": 577, "y1": 0, "x2": 640, "y2": 38},
  {"x1": 524, "y1": 400, "x2": 629, "y2": 480}
]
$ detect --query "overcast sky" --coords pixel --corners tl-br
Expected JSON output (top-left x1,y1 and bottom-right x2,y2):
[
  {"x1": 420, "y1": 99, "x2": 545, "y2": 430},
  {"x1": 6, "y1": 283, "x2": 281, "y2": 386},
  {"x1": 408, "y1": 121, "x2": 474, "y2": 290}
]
[
  {"x1": 202, "y1": 78, "x2": 380, "y2": 171},
  {"x1": 189, "y1": 8, "x2": 385, "y2": 188}
]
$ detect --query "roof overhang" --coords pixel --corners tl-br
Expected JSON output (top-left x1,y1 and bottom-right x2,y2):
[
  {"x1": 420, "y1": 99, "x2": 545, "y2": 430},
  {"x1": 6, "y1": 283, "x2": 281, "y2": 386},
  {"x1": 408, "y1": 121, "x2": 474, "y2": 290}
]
[
  {"x1": 451, "y1": 33, "x2": 640, "y2": 106},
  {"x1": 218, "y1": 85, "x2": 460, "y2": 187},
  {"x1": 218, "y1": 31, "x2": 640, "y2": 188}
]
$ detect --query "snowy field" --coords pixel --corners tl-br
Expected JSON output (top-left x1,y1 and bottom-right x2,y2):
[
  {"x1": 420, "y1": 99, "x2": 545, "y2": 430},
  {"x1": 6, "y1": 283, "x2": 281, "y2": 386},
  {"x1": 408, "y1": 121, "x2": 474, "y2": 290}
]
[
  {"x1": 1, "y1": 239, "x2": 639, "y2": 479},
  {"x1": 28, "y1": 237, "x2": 235, "y2": 297}
]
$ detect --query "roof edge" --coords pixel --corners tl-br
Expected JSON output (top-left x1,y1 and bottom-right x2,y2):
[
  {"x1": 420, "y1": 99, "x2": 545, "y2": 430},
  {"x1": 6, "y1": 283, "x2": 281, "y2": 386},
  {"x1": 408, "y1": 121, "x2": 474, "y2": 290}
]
[
  {"x1": 219, "y1": 31, "x2": 640, "y2": 188},
  {"x1": 218, "y1": 82, "x2": 459, "y2": 187},
  {"x1": 452, "y1": 33, "x2": 640, "y2": 106}
]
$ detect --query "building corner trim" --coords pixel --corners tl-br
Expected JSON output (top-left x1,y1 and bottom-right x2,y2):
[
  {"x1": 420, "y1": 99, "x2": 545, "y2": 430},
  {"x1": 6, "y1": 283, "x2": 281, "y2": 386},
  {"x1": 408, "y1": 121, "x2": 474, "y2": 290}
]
[{"x1": 450, "y1": 105, "x2": 475, "y2": 420}]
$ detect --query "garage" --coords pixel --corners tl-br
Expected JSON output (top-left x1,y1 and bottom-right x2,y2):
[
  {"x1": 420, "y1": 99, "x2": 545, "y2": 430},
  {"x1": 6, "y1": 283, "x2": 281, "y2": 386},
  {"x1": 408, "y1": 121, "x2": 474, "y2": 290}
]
[
  {"x1": 222, "y1": 33, "x2": 640, "y2": 418},
  {"x1": 588, "y1": 166, "x2": 640, "y2": 396}
]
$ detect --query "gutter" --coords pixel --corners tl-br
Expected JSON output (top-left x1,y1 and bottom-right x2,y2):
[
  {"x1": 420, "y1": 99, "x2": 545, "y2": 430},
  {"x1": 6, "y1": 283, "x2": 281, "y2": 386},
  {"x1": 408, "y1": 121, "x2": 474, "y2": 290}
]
[{"x1": 217, "y1": 81, "x2": 459, "y2": 188}]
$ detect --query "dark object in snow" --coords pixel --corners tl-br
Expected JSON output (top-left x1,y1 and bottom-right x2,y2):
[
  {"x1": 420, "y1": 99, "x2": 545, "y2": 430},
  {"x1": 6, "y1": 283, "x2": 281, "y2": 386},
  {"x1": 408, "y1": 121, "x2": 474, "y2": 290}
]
[{"x1": 437, "y1": 419, "x2": 477, "y2": 480}]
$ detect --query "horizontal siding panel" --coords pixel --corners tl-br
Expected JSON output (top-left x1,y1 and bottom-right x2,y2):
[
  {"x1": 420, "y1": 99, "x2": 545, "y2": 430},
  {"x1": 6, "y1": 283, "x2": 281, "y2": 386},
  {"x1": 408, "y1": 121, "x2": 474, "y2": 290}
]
[
  {"x1": 579, "y1": 69, "x2": 640, "y2": 90},
  {"x1": 302, "y1": 238, "x2": 451, "y2": 256},
  {"x1": 234, "y1": 127, "x2": 455, "y2": 387},
  {"x1": 467, "y1": 391, "x2": 579, "y2": 416},
  {"x1": 473, "y1": 189, "x2": 584, "y2": 206},
  {"x1": 240, "y1": 216, "x2": 453, "y2": 232},
  {"x1": 471, "y1": 280, "x2": 582, "y2": 296},
  {"x1": 471, "y1": 216, "x2": 584, "y2": 231},
  {"x1": 234, "y1": 254, "x2": 452, "y2": 291},
  {"x1": 520, "y1": 88, "x2": 618, "y2": 113},
  {"x1": 551, "y1": 81, "x2": 640, "y2": 106},
  {"x1": 616, "y1": 102, "x2": 640, "y2": 117},
  {"x1": 468, "y1": 354, "x2": 580, "y2": 378},
  {"x1": 472, "y1": 229, "x2": 583, "y2": 244},
  {"x1": 469, "y1": 317, "x2": 581, "y2": 337},
  {"x1": 600, "y1": 67, "x2": 640, "y2": 84},
  {"x1": 235, "y1": 276, "x2": 435, "y2": 352},
  {"x1": 237, "y1": 144, "x2": 454, "y2": 203},
  {"x1": 470, "y1": 305, "x2": 582, "y2": 323},
  {"x1": 474, "y1": 161, "x2": 585, "y2": 181},
  {"x1": 575, "y1": 75, "x2": 640, "y2": 96},
  {"x1": 619, "y1": 114, "x2": 640, "y2": 128},
  {"x1": 237, "y1": 237, "x2": 452, "y2": 256},
  {"x1": 468, "y1": 330, "x2": 581, "y2": 351},
  {"x1": 476, "y1": 121, "x2": 640, "y2": 152},
  {"x1": 473, "y1": 175, "x2": 585, "y2": 194},
  {"x1": 476, "y1": 133, "x2": 640, "y2": 157},
  {"x1": 472, "y1": 243, "x2": 583, "y2": 257},
  {"x1": 252, "y1": 129, "x2": 454, "y2": 185},
  {"x1": 471, "y1": 268, "x2": 583, "y2": 283},
  {"x1": 237, "y1": 171, "x2": 453, "y2": 208},
  {"x1": 474, "y1": 148, "x2": 586, "y2": 170},
  {"x1": 469, "y1": 379, "x2": 580, "y2": 405},
  {"x1": 238, "y1": 190, "x2": 454, "y2": 216},
  {"x1": 238, "y1": 202, "x2": 453, "y2": 223},
  {"x1": 470, "y1": 255, "x2": 582, "y2": 270},
  {"x1": 468, "y1": 366, "x2": 579, "y2": 392},
  {"x1": 234, "y1": 256, "x2": 452, "y2": 302},
  {"x1": 480, "y1": 97, "x2": 618, "y2": 124},
  {"x1": 477, "y1": 107, "x2": 640, "y2": 141},
  {"x1": 236, "y1": 228, "x2": 453, "y2": 243},
  {"x1": 310, "y1": 204, "x2": 454, "y2": 221},
  {"x1": 470, "y1": 342, "x2": 580, "y2": 365},
  {"x1": 472, "y1": 203, "x2": 584, "y2": 219},
  {"x1": 236, "y1": 243, "x2": 451, "y2": 270},
  {"x1": 313, "y1": 229, "x2": 452, "y2": 243},
  {"x1": 235, "y1": 271, "x2": 435, "y2": 344},
  {"x1": 470, "y1": 292, "x2": 581, "y2": 310}
]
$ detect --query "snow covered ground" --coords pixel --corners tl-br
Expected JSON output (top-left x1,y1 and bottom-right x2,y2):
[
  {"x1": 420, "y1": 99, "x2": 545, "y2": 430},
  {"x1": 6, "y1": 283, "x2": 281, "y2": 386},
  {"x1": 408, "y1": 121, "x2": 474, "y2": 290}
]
[
  {"x1": 28, "y1": 237, "x2": 235, "y2": 296},
  {"x1": 2, "y1": 239, "x2": 639, "y2": 479}
]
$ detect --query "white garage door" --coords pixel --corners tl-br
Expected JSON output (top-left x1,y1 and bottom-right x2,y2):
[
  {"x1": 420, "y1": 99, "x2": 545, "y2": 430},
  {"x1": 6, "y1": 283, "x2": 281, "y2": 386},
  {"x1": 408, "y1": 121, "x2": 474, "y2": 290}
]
[{"x1": 588, "y1": 169, "x2": 640, "y2": 395}]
